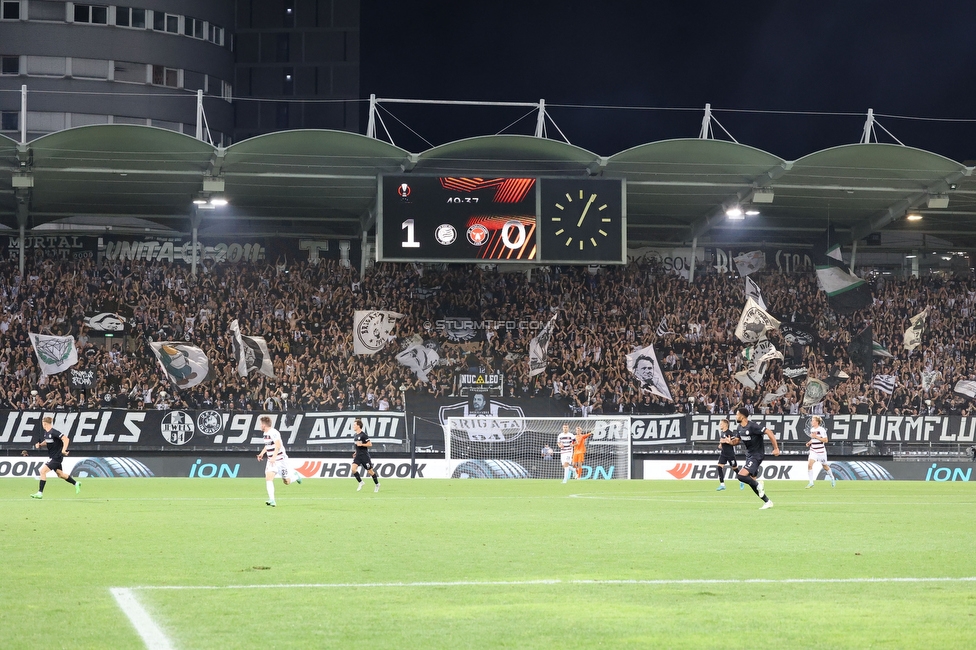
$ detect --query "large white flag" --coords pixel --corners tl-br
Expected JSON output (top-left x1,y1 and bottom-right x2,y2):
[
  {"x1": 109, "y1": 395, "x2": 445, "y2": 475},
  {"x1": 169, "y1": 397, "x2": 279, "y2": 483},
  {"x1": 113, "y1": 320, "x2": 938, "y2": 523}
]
[
  {"x1": 734, "y1": 250, "x2": 766, "y2": 277},
  {"x1": 396, "y1": 344, "x2": 440, "y2": 383},
  {"x1": 149, "y1": 341, "x2": 212, "y2": 389},
  {"x1": 744, "y1": 276, "x2": 767, "y2": 311},
  {"x1": 229, "y1": 319, "x2": 274, "y2": 378},
  {"x1": 29, "y1": 333, "x2": 78, "y2": 375},
  {"x1": 626, "y1": 343, "x2": 673, "y2": 401},
  {"x1": 528, "y1": 313, "x2": 558, "y2": 377},
  {"x1": 735, "y1": 297, "x2": 781, "y2": 343},
  {"x1": 953, "y1": 380, "x2": 976, "y2": 401},
  {"x1": 353, "y1": 310, "x2": 403, "y2": 355},
  {"x1": 904, "y1": 309, "x2": 928, "y2": 351}
]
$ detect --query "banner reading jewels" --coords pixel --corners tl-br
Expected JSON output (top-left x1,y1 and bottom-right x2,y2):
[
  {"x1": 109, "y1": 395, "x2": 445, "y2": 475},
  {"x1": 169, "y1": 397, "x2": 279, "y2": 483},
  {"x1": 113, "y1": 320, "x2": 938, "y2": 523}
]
[{"x1": 0, "y1": 410, "x2": 406, "y2": 450}]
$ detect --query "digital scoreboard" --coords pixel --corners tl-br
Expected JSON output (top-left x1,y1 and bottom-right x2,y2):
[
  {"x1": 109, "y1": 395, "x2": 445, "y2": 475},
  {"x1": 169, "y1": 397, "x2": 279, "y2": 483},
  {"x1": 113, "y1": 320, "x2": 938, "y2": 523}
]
[{"x1": 377, "y1": 176, "x2": 625, "y2": 264}]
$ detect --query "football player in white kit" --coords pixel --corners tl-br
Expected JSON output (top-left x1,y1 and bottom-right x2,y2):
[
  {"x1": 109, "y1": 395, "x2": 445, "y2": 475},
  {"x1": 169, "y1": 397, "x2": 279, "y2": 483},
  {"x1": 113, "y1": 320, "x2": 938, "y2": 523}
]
[
  {"x1": 805, "y1": 415, "x2": 836, "y2": 488},
  {"x1": 557, "y1": 423, "x2": 575, "y2": 483},
  {"x1": 257, "y1": 415, "x2": 302, "y2": 506}
]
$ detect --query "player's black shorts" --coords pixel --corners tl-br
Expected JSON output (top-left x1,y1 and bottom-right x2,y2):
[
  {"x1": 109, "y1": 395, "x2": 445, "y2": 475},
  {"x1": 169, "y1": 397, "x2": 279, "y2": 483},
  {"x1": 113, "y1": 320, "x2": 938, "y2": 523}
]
[
  {"x1": 716, "y1": 451, "x2": 737, "y2": 466},
  {"x1": 44, "y1": 457, "x2": 64, "y2": 472},
  {"x1": 353, "y1": 454, "x2": 373, "y2": 470},
  {"x1": 743, "y1": 454, "x2": 764, "y2": 477}
]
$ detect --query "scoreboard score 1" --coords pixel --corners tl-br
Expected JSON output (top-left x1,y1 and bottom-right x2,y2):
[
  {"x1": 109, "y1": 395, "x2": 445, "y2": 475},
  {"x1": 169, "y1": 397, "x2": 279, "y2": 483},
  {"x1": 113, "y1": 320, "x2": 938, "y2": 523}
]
[{"x1": 377, "y1": 175, "x2": 625, "y2": 264}]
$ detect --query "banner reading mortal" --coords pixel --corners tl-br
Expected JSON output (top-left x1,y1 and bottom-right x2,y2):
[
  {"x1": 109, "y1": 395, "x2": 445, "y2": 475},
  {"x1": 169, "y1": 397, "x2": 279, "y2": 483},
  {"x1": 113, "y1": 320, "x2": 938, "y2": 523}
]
[{"x1": 149, "y1": 342, "x2": 212, "y2": 389}]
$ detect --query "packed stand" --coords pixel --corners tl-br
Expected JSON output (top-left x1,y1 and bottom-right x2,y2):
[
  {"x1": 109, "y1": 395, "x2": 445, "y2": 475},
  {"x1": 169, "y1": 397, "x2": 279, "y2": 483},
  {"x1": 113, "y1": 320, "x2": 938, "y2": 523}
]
[{"x1": 0, "y1": 255, "x2": 973, "y2": 416}]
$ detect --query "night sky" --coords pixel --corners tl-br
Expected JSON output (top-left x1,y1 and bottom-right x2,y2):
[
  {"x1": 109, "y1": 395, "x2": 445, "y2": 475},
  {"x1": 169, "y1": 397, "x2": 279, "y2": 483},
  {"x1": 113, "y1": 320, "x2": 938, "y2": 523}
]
[{"x1": 360, "y1": 1, "x2": 976, "y2": 162}]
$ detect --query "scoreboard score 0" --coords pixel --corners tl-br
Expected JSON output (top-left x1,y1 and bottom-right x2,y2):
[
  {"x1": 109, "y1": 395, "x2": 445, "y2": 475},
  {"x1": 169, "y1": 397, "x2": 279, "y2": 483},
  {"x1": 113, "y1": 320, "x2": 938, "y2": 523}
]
[{"x1": 377, "y1": 175, "x2": 625, "y2": 264}]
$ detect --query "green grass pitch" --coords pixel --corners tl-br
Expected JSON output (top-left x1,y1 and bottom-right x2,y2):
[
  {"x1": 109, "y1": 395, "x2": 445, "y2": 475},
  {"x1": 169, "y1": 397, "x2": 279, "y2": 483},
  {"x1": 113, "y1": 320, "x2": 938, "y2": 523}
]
[{"x1": 1, "y1": 477, "x2": 974, "y2": 649}]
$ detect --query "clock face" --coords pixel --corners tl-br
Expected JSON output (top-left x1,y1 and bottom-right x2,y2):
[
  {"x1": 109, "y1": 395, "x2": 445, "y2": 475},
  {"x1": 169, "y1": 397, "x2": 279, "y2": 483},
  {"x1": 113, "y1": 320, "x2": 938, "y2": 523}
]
[{"x1": 539, "y1": 178, "x2": 624, "y2": 263}]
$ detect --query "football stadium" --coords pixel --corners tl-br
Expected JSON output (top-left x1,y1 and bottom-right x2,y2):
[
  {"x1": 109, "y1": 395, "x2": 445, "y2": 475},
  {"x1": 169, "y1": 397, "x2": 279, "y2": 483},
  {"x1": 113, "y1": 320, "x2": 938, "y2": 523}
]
[{"x1": 3, "y1": 2, "x2": 976, "y2": 648}]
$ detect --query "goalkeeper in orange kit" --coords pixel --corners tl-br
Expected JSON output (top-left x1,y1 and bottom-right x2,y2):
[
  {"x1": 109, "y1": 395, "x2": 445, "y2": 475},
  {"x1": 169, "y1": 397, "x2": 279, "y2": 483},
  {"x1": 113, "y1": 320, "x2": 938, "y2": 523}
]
[{"x1": 572, "y1": 426, "x2": 593, "y2": 479}]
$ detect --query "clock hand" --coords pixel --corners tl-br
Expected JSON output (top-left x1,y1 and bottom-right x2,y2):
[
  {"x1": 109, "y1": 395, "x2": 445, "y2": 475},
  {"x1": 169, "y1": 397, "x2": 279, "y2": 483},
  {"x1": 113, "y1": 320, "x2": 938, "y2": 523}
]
[{"x1": 577, "y1": 194, "x2": 597, "y2": 228}]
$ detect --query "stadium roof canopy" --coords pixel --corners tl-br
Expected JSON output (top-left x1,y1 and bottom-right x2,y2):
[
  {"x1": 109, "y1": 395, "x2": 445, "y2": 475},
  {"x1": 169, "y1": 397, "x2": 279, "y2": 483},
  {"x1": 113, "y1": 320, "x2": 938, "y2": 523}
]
[{"x1": 2, "y1": 125, "x2": 975, "y2": 250}]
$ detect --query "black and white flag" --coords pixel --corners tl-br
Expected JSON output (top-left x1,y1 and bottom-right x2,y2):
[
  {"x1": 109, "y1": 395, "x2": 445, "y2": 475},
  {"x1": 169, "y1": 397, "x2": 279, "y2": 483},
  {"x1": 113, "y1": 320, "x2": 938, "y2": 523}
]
[
  {"x1": 744, "y1": 276, "x2": 767, "y2": 311},
  {"x1": 735, "y1": 297, "x2": 781, "y2": 343},
  {"x1": 781, "y1": 323, "x2": 816, "y2": 347},
  {"x1": 396, "y1": 344, "x2": 440, "y2": 383},
  {"x1": 626, "y1": 343, "x2": 673, "y2": 401},
  {"x1": 734, "y1": 250, "x2": 766, "y2": 277},
  {"x1": 229, "y1": 319, "x2": 274, "y2": 378},
  {"x1": 824, "y1": 368, "x2": 850, "y2": 388},
  {"x1": 953, "y1": 380, "x2": 976, "y2": 401},
  {"x1": 872, "y1": 374, "x2": 897, "y2": 395},
  {"x1": 353, "y1": 310, "x2": 403, "y2": 355},
  {"x1": 655, "y1": 316, "x2": 674, "y2": 337},
  {"x1": 904, "y1": 309, "x2": 928, "y2": 352},
  {"x1": 528, "y1": 313, "x2": 558, "y2": 377}
]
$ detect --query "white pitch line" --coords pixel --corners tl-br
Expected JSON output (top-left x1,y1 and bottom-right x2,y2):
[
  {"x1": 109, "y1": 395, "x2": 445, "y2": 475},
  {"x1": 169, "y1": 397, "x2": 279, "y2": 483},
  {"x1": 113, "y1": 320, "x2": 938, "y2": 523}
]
[
  {"x1": 110, "y1": 587, "x2": 175, "y2": 650},
  {"x1": 123, "y1": 576, "x2": 976, "y2": 591}
]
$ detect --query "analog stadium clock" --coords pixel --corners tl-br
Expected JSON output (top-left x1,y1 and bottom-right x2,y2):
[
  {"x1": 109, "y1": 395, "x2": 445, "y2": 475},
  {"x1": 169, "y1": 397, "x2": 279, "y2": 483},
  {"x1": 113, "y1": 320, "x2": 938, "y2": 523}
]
[{"x1": 539, "y1": 178, "x2": 625, "y2": 264}]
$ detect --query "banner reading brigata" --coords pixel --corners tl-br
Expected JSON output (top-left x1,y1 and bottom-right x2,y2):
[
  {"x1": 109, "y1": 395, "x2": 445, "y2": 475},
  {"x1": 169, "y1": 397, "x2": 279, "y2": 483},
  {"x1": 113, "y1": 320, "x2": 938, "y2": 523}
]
[{"x1": 0, "y1": 410, "x2": 406, "y2": 450}]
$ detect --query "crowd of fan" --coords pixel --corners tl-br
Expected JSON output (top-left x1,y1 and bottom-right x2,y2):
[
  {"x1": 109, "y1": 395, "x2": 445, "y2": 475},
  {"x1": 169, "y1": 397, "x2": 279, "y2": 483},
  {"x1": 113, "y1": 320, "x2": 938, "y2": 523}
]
[{"x1": 0, "y1": 253, "x2": 974, "y2": 417}]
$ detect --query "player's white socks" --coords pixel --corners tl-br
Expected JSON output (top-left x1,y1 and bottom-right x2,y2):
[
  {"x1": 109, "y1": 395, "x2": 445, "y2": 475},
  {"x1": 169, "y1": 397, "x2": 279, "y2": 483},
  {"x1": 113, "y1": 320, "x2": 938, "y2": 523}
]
[
  {"x1": 808, "y1": 469, "x2": 816, "y2": 482},
  {"x1": 266, "y1": 480, "x2": 275, "y2": 501},
  {"x1": 564, "y1": 467, "x2": 574, "y2": 481}
]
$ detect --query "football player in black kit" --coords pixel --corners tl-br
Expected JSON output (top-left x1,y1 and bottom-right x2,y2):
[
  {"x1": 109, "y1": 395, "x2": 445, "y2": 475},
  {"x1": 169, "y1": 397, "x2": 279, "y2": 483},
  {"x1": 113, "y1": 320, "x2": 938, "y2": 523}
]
[
  {"x1": 729, "y1": 407, "x2": 780, "y2": 509},
  {"x1": 28, "y1": 417, "x2": 80, "y2": 499},
  {"x1": 352, "y1": 419, "x2": 380, "y2": 492},
  {"x1": 714, "y1": 419, "x2": 743, "y2": 491}
]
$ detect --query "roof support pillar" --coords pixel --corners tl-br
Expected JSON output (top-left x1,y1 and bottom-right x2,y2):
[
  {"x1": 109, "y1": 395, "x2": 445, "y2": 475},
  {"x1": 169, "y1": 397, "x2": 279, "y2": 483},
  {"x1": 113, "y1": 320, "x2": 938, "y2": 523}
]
[{"x1": 16, "y1": 189, "x2": 29, "y2": 278}]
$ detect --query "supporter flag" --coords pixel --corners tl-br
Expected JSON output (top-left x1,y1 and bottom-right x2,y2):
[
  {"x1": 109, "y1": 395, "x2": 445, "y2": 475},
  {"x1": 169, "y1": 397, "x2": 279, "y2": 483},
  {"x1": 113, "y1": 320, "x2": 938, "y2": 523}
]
[
  {"x1": 953, "y1": 380, "x2": 976, "y2": 401},
  {"x1": 742, "y1": 337, "x2": 784, "y2": 367},
  {"x1": 29, "y1": 333, "x2": 78, "y2": 376},
  {"x1": 353, "y1": 310, "x2": 403, "y2": 355},
  {"x1": 784, "y1": 366, "x2": 809, "y2": 380},
  {"x1": 920, "y1": 370, "x2": 939, "y2": 392},
  {"x1": 149, "y1": 341, "x2": 212, "y2": 389},
  {"x1": 871, "y1": 374, "x2": 897, "y2": 395},
  {"x1": 761, "y1": 384, "x2": 789, "y2": 406},
  {"x1": 528, "y1": 313, "x2": 558, "y2": 377},
  {"x1": 813, "y1": 226, "x2": 872, "y2": 314},
  {"x1": 848, "y1": 326, "x2": 874, "y2": 380},
  {"x1": 734, "y1": 368, "x2": 765, "y2": 390},
  {"x1": 825, "y1": 368, "x2": 851, "y2": 388},
  {"x1": 626, "y1": 343, "x2": 673, "y2": 401},
  {"x1": 904, "y1": 309, "x2": 928, "y2": 351},
  {"x1": 396, "y1": 344, "x2": 440, "y2": 383},
  {"x1": 733, "y1": 250, "x2": 766, "y2": 277},
  {"x1": 802, "y1": 378, "x2": 829, "y2": 407},
  {"x1": 441, "y1": 316, "x2": 487, "y2": 343},
  {"x1": 744, "y1": 276, "x2": 767, "y2": 311},
  {"x1": 872, "y1": 340, "x2": 893, "y2": 358},
  {"x1": 655, "y1": 316, "x2": 674, "y2": 337},
  {"x1": 84, "y1": 312, "x2": 128, "y2": 333},
  {"x1": 735, "y1": 297, "x2": 781, "y2": 343},
  {"x1": 781, "y1": 323, "x2": 816, "y2": 347},
  {"x1": 229, "y1": 319, "x2": 274, "y2": 378}
]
